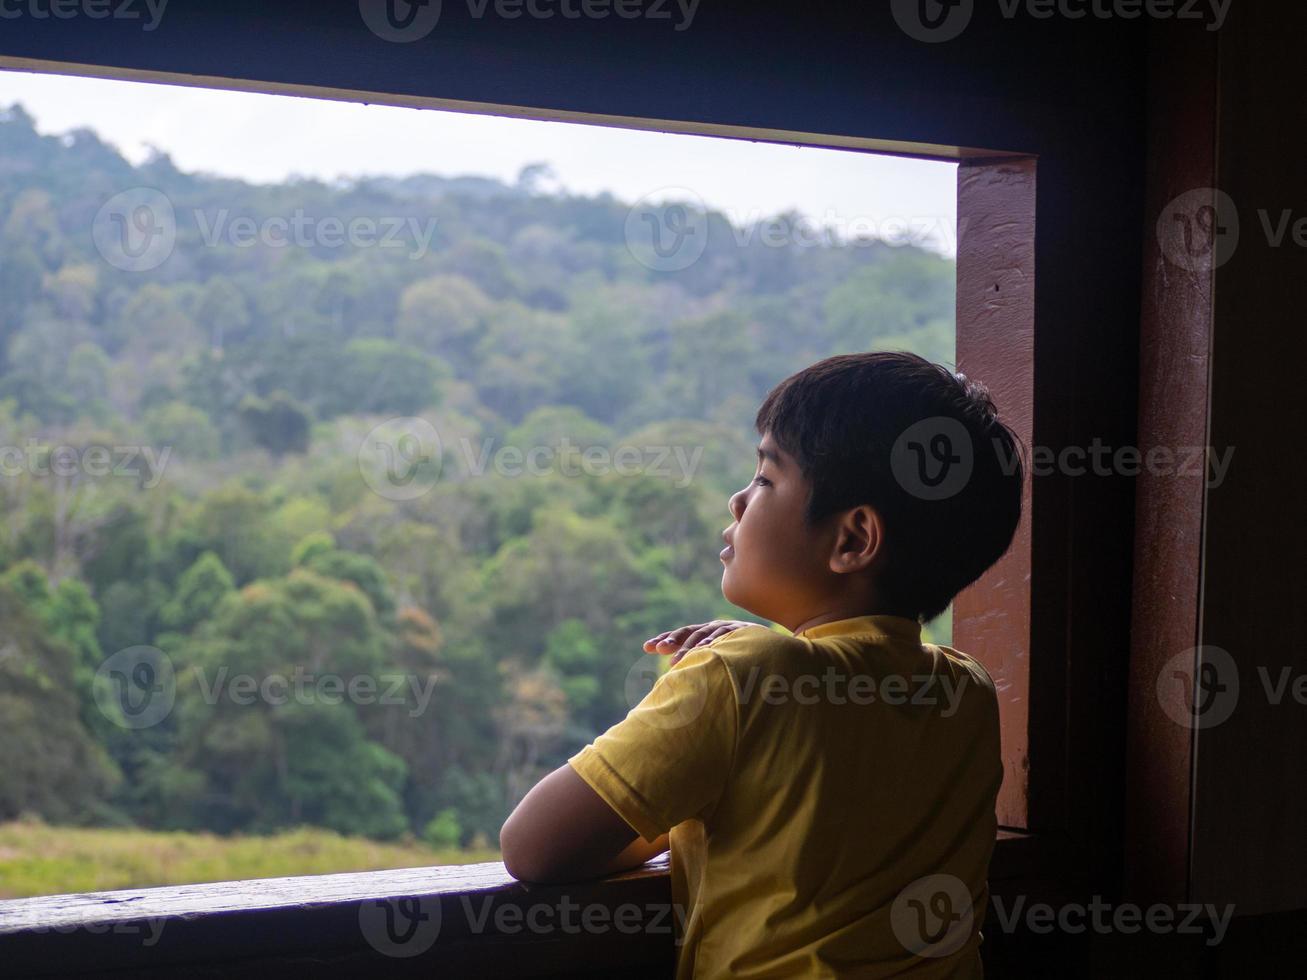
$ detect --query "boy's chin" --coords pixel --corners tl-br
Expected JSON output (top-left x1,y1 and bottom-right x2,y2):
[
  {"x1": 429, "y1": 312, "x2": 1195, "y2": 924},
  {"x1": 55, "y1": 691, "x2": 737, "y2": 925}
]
[
  {"x1": 720, "y1": 565, "x2": 740, "y2": 604},
  {"x1": 721, "y1": 568, "x2": 768, "y2": 620}
]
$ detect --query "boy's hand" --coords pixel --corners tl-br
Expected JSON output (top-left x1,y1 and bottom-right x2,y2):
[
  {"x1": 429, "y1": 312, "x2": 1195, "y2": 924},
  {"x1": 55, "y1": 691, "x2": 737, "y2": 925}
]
[{"x1": 643, "y1": 620, "x2": 757, "y2": 666}]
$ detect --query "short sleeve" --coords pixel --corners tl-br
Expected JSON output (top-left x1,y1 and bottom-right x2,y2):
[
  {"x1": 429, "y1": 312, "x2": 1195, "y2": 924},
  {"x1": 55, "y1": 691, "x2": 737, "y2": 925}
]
[{"x1": 568, "y1": 646, "x2": 738, "y2": 843}]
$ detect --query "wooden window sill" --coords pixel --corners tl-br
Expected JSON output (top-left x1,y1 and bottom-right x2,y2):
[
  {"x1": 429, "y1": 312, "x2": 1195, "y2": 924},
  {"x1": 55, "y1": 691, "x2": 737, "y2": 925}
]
[{"x1": 0, "y1": 832, "x2": 1058, "y2": 978}]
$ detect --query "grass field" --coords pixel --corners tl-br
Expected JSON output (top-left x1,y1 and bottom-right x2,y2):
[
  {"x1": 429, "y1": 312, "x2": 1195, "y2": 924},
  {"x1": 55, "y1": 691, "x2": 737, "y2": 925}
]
[{"x1": 0, "y1": 820, "x2": 501, "y2": 899}]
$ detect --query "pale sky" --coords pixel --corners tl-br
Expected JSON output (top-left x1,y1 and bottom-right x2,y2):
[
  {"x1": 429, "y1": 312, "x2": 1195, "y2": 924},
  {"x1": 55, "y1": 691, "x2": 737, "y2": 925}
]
[{"x1": 1, "y1": 69, "x2": 958, "y2": 255}]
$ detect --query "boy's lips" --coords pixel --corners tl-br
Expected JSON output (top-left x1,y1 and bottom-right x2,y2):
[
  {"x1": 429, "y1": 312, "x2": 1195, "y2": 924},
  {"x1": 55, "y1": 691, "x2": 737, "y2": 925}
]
[{"x1": 720, "y1": 544, "x2": 734, "y2": 562}]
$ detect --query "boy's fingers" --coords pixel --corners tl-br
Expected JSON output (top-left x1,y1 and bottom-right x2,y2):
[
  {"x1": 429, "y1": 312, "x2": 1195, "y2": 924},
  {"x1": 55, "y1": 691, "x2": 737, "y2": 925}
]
[
  {"x1": 645, "y1": 626, "x2": 690, "y2": 645},
  {"x1": 650, "y1": 621, "x2": 754, "y2": 661},
  {"x1": 675, "y1": 621, "x2": 733, "y2": 656},
  {"x1": 684, "y1": 627, "x2": 717, "y2": 648},
  {"x1": 682, "y1": 622, "x2": 750, "y2": 652},
  {"x1": 671, "y1": 625, "x2": 725, "y2": 664},
  {"x1": 645, "y1": 624, "x2": 706, "y2": 653},
  {"x1": 673, "y1": 634, "x2": 704, "y2": 655},
  {"x1": 658, "y1": 628, "x2": 693, "y2": 647}
]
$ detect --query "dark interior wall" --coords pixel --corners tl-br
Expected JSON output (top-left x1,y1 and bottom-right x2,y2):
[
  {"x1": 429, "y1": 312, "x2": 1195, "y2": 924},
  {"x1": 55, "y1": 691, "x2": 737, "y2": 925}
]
[
  {"x1": 1127, "y1": 1, "x2": 1307, "y2": 925},
  {"x1": 1194, "y1": 0, "x2": 1307, "y2": 917}
]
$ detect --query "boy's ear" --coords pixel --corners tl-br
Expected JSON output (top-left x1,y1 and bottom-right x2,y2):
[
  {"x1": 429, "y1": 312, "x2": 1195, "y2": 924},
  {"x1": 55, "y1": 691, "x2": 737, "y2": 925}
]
[{"x1": 828, "y1": 504, "x2": 884, "y2": 575}]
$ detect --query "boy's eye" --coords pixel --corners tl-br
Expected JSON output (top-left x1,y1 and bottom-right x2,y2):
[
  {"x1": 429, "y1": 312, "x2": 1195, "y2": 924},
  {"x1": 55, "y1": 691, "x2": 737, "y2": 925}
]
[{"x1": 752, "y1": 474, "x2": 771, "y2": 487}]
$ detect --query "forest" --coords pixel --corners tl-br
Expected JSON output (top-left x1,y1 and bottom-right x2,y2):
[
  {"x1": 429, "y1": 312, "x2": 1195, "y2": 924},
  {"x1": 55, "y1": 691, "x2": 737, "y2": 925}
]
[{"x1": 0, "y1": 101, "x2": 955, "y2": 858}]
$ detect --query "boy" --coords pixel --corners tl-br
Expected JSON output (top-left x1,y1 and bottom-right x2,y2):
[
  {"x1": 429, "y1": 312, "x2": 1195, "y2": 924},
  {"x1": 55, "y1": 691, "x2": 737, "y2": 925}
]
[{"x1": 500, "y1": 352, "x2": 1024, "y2": 977}]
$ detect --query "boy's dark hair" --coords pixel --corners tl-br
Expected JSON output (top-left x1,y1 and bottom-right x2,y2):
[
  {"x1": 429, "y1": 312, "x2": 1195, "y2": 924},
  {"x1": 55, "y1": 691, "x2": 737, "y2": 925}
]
[{"x1": 755, "y1": 351, "x2": 1025, "y2": 624}]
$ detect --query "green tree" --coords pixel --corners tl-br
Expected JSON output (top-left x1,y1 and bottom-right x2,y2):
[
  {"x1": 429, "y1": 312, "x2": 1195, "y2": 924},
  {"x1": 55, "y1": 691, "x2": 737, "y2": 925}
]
[
  {"x1": 238, "y1": 391, "x2": 311, "y2": 457},
  {"x1": 423, "y1": 807, "x2": 462, "y2": 848},
  {"x1": 159, "y1": 551, "x2": 235, "y2": 634},
  {"x1": 195, "y1": 276, "x2": 251, "y2": 350},
  {"x1": 395, "y1": 274, "x2": 492, "y2": 370},
  {"x1": 320, "y1": 338, "x2": 445, "y2": 417},
  {"x1": 302, "y1": 548, "x2": 396, "y2": 620},
  {"x1": 543, "y1": 619, "x2": 602, "y2": 715},
  {"x1": 822, "y1": 248, "x2": 956, "y2": 361},
  {"x1": 143, "y1": 401, "x2": 221, "y2": 461},
  {"x1": 164, "y1": 568, "x2": 404, "y2": 835},
  {"x1": 0, "y1": 582, "x2": 119, "y2": 821},
  {"x1": 188, "y1": 484, "x2": 292, "y2": 584}
]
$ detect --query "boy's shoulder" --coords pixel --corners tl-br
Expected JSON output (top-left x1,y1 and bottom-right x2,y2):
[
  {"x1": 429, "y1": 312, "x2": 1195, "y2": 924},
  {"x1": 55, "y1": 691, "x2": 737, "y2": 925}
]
[
  {"x1": 929, "y1": 643, "x2": 999, "y2": 693},
  {"x1": 702, "y1": 623, "x2": 805, "y2": 663},
  {"x1": 700, "y1": 629, "x2": 1000, "y2": 704},
  {"x1": 690, "y1": 623, "x2": 857, "y2": 686},
  {"x1": 662, "y1": 624, "x2": 802, "y2": 682},
  {"x1": 669, "y1": 625, "x2": 806, "y2": 702},
  {"x1": 925, "y1": 644, "x2": 1002, "y2": 724}
]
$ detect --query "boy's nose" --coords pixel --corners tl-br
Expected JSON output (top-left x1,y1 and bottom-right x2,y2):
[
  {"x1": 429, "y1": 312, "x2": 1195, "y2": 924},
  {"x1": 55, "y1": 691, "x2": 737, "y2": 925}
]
[{"x1": 728, "y1": 488, "x2": 746, "y2": 520}]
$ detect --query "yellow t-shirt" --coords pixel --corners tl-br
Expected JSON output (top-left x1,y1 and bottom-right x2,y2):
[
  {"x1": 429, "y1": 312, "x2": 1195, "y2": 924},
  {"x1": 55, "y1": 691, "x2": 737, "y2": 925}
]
[{"x1": 567, "y1": 614, "x2": 1002, "y2": 979}]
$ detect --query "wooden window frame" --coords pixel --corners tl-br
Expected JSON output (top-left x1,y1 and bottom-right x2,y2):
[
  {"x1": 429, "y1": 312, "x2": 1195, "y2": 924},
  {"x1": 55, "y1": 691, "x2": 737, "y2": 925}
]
[{"x1": 0, "y1": 57, "x2": 1068, "y2": 973}]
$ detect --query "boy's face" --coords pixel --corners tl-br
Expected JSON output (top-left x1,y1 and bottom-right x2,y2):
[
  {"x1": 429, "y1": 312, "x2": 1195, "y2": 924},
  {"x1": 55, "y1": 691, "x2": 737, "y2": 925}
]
[{"x1": 720, "y1": 431, "x2": 838, "y2": 629}]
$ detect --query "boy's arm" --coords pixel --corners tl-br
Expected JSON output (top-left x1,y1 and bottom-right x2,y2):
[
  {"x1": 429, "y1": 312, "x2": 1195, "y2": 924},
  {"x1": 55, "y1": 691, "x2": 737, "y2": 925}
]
[
  {"x1": 503, "y1": 640, "x2": 735, "y2": 884},
  {"x1": 603, "y1": 829, "x2": 671, "y2": 875},
  {"x1": 500, "y1": 762, "x2": 669, "y2": 884}
]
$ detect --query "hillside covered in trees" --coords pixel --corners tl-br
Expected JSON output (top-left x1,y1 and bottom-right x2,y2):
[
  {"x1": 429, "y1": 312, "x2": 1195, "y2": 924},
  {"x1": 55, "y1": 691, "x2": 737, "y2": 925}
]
[{"x1": 0, "y1": 102, "x2": 955, "y2": 852}]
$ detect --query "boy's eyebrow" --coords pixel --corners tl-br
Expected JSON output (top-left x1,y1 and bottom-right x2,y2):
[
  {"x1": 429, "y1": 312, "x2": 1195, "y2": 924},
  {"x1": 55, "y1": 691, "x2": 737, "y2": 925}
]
[{"x1": 756, "y1": 445, "x2": 784, "y2": 467}]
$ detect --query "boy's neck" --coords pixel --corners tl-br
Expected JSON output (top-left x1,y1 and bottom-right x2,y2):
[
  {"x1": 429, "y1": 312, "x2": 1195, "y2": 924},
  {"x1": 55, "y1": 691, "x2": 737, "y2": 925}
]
[{"x1": 787, "y1": 603, "x2": 914, "y2": 636}]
